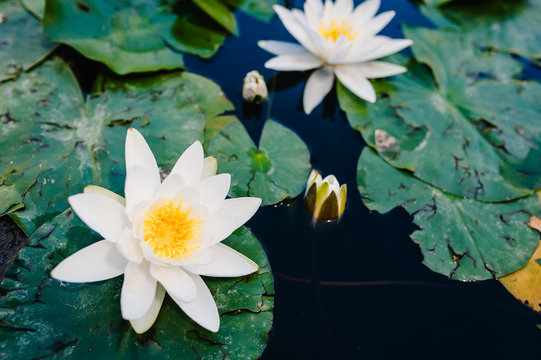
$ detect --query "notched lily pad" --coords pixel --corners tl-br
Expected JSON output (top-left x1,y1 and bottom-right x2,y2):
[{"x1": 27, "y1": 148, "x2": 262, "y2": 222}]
[
  {"x1": 338, "y1": 27, "x2": 541, "y2": 202},
  {"x1": 357, "y1": 148, "x2": 541, "y2": 281},
  {"x1": 0, "y1": 210, "x2": 273, "y2": 359},
  {"x1": 0, "y1": 57, "x2": 233, "y2": 232},
  {"x1": 207, "y1": 119, "x2": 311, "y2": 205},
  {"x1": 0, "y1": 0, "x2": 56, "y2": 82}
]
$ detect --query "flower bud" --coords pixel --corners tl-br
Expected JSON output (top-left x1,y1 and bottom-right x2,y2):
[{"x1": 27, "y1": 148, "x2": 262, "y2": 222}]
[
  {"x1": 304, "y1": 170, "x2": 347, "y2": 223},
  {"x1": 242, "y1": 70, "x2": 268, "y2": 103}
]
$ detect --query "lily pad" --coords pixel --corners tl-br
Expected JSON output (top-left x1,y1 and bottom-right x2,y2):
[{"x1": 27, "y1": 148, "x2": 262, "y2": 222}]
[
  {"x1": 192, "y1": 0, "x2": 238, "y2": 34},
  {"x1": 0, "y1": 0, "x2": 56, "y2": 82},
  {"x1": 42, "y1": 0, "x2": 228, "y2": 74},
  {"x1": 337, "y1": 27, "x2": 541, "y2": 202},
  {"x1": 226, "y1": 0, "x2": 279, "y2": 22},
  {"x1": 0, "y1": 209, "x2": 274, "y2": 359},
  {"x1": 357, "y1": 148, "x2": 541, "y2": 281},
  {"x1": 207, "y1": 119, "x2": 311, "y2": 205},
  {"x1": 0, "y1": 57, "x2": 233, "y2": 233},
  {"x1": 20, "y1": 0, "x2": 45, "y2": 18},
  {"x1": 420, "y1": 0, "x2": 541, "y2": 62}
]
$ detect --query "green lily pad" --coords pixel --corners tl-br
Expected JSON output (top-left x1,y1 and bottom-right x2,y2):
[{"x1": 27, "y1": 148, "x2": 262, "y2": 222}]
[
  {"x1": 42, "y1": 0, "x2": 229, "y2": 74},
  {"x1": 0, "y1": 0, "x2": 56, "y2": 82},
  {"x1": 337, "y1": 27, "x2": 541, "y2": 202},
  {"x1": 0, "y1": 57, "x2": 233, "y2": 233},
  {"x1": 20, "y1": 0, "x2": 45, "y2": 18},
  {"x1": 420, "y1": 0, "x2": 541, "y2": 62},
  {"x1": 357, "y1": 148, "x2": 541, "y2": 281},
  {"x1": 0, "y1": 210, "x2": 273, "y2": 358},
  {"x1": 226, "y1": 0, "x2": 279, "y2": 22},
  {"x1": 207, "y1": 119, "x2": 311, "y2": 205},
  {"x1": 192, "y1": 0, "x2": 238, "y2": 34}
]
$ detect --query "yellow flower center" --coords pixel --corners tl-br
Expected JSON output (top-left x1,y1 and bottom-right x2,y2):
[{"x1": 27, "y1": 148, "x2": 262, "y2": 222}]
[
  {"x1": 319, "y1": 18, "x2": 358, "y2": 41},
  {"x1": 143, "y1": 198, "x2": 204, "y2": 260}
]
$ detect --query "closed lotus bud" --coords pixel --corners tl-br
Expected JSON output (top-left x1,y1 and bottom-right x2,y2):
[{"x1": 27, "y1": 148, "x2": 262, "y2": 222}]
[
  {"x1": 304, "y1": 170, "x2": 347, "y2": 223},
  {"x1": 242, "y1": 70, "x2": 268, "y2": 103}
]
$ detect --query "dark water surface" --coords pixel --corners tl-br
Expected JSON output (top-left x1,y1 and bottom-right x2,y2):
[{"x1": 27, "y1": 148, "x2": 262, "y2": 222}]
[{"x1": 185, "y1": 0, "x2": 540, "y2": 358}]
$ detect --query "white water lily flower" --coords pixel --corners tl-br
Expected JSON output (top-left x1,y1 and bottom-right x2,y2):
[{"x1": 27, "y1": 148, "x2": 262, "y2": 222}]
[
  {"x1": 259, "y1": 0, "x2": 412, "y2": 114},
  {"x1": 51, "y1": 128, "x2": 261, "y2": 334}
]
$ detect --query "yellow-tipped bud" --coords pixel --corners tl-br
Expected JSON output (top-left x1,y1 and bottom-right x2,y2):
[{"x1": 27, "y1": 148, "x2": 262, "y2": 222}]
[
  {"x1": 304, "y1": 170, "x2": 347, "y2": 223},
  {"x1": 242, "y1": 70, "x2": 268, "y2": 103}
]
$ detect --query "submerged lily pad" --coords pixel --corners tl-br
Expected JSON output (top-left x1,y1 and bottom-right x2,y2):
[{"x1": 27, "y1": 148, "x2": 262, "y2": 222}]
[
  {"x1": 0, "y1": 57, "x2": 233, "y2": 233},
  {"x1": 207, "y1": 119, "x2": 311, "y2": 205},
  {"x1": 420, "y1": 0, "x2": 541, "y2": 62},
  {"x1": 0, "y1": 0, "x2": 56, "y2": 82},
  {"x1": 357, "y1": 148, "x2": 541, "y2": 281},
  {"x1": 0, "y1": 210, "x2": 273, "y2": 359},
  {"x1": 338, "y1": 27, "x2": 541, "y2": 202}
]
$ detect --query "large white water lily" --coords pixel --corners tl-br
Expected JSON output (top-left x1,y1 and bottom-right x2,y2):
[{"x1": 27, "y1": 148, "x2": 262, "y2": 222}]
[
  {"x1": 51, "y1": 128, "x2": 261, "y2": 334},
  {"x1": 259, "y1": 0, "x2": 412, "y2": 114}
]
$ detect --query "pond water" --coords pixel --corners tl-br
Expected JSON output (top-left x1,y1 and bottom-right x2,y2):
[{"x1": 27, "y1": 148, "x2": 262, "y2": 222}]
[{"x1": 184, "y1": 0, "x2": 541, "y2": 358}]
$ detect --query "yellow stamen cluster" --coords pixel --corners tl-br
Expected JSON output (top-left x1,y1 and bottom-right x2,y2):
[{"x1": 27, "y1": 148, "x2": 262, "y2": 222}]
[
  {"x1": 143, "y1": 198, "x2": 204, "y2": 260},
  {"x1": 319, "y1": 18, "x2": 358, "y2": 41}
]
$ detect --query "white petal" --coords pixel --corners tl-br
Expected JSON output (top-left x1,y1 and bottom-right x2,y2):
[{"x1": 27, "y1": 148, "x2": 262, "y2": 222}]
[
  {"x1": 140, "y1": 239, "x2": 214, "y2": 267},
  {"x1": 334, "y1": 0, "x2": 354, "y2": 15},
  {"x1": 150, "y1": 264, "x2": 197, "y2": 303},
  {"x1": 334, "y1": 64, "x2": 376, "y2": 103},
  {"x1": 121, "y1": 261, "x2": 157, "y2": 320},
  {"x1": 184, "y1": 244, "x2": 259, "y2": 277},
  {"x1": 176, "y1": 187, "x2": 200, "y2": 208},
  {"x1": 125, "y1": 165, "x2": 159, "y2": 220},
  {"x1": 273, "y1": 5, "x2": 319, "y2": 55},
  {"x1": 304, "y1": 0, "x2": 323, "y2": 29},
  {"x1": 170, "y1": 273, "x2": 220, "y2": 332},
  {"x1": 351, "y1": 0, "x2": 380, "y2": 25},
  {"x1": 132, "y1": 200, "x2": 151, "y2": 237},
  {"x1": 125, "y1": 128, "x2": 160, "y2": 190},
  {"x1": 83, "y1": 185, "x2": 125, "y2": 206},
  {"x1": 357, "y1": 61, "x2": 407, "y2": 79},
  {"x1": 265, "y1": 53, "x2": 323, "y2": 71},
  {"x1": 303, "y1": 66, "x2": 335, "y2": 114},
  {"x1": 68, "y1": 193, "x2": 130, "y2": 243},
  {"x1": 202, "y1": 197, "x2": 261, "y2": 248},
  {"x1": 51, "y1": 240, "x2": 127, "y2": 282},
  {"x1": 130, "y1": 283, "x2": 166, "y2": 334},
  {"x1": 362, "y1": 10, "x2": 395, "y2": 37},
  {"x1": 258, "y1": 40, "x2": 307, "y2": 55},
  {"x1": 117, "y1": 229, "x2": 144, "y2": 263},
  {"x1": 192, "y1": 174, "x2": 231, "y2": 213},
  {"x1": 154, "y1": 174, "x2": 186, "y2": 200},
  {"x1": 355, "y1": 37, "x2": 413, "y2": 63},
  {"x1": 170, "y1": 141, "x2": 204, "y2": 187},
  {"x1": 201, "y1": 156, "x2": 218, "y2": 180},
  {"x1": 326, "y1": 35, "x2": 352, "y2": 65}
]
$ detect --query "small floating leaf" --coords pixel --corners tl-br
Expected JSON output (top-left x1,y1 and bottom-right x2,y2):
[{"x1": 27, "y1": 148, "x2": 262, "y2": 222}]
[
  {"x1": 0, "y1": 210, "x2": 274, "y2": 358},
  {"x1": 225, "y1": 0, "x2": 279, "y2": 22},
  {"x1": 357, "y1": 148, "x2": 541, "y2": 281},
  {"x1": 207, "y1": 119, "x2": 311, "y2": 205}
]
